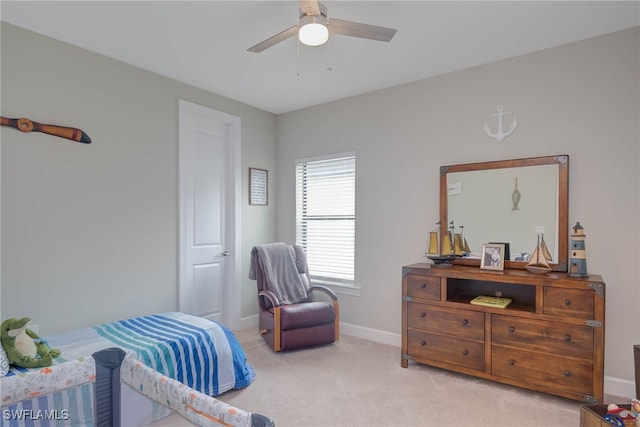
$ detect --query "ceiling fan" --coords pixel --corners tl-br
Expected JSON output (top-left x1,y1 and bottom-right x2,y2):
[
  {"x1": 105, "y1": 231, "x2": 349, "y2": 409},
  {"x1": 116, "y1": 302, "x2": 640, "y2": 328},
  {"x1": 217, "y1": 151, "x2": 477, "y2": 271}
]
[{"x1": 247, "y1": 0, "x2": 397, "y2": 53}]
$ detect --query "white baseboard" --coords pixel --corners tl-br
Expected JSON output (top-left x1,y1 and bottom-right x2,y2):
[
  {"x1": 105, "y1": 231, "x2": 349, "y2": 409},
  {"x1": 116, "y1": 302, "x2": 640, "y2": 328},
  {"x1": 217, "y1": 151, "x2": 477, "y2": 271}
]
[
  {"x1": 235, "y1": 317, "x2": 403, "y2": 346},
  {"x1": 238, "y1": 313, "x2": 258, "y2": 331},
  {"x1": 340, "y1": 321, "x2": 401, "y2": 347},
  {"x1": 605, "y1": 375, "x2": 636, "y2": 399}
]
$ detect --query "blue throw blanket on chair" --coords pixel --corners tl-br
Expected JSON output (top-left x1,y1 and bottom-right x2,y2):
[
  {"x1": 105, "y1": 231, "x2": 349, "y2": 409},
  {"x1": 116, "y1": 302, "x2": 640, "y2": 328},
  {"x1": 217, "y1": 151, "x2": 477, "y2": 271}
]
[{"x1": 249, "y1": 243, "x2": 309, "y2": 304}]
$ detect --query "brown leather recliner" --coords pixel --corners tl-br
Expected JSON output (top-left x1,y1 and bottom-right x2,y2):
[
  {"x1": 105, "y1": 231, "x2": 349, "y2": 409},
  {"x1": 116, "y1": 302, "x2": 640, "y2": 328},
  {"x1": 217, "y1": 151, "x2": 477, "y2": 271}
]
[{"x1": 249, "y1": 243, "x2": 339, "y2": 352}]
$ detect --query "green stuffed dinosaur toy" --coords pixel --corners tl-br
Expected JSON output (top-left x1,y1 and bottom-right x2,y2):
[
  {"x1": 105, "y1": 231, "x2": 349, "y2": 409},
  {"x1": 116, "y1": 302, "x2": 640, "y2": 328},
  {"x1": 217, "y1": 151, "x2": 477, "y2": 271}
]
[{"x1": 1, "y1": 317, "x2": 60, "y2": 368}]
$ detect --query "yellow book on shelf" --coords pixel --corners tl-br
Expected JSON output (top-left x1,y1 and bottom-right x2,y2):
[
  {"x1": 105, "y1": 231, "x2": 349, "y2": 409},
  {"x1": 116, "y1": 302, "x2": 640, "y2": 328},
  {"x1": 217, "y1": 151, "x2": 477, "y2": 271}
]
[{"x1": 470, "y1": 295, "x2": 512, "y2": 308}]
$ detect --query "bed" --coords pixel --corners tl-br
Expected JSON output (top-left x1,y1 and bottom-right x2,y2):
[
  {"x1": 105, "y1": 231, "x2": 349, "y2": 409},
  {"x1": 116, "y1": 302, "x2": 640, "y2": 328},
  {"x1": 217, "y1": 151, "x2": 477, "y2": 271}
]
[{"x1": 1, "y1": 312, "x2": 271, "y2": 426}]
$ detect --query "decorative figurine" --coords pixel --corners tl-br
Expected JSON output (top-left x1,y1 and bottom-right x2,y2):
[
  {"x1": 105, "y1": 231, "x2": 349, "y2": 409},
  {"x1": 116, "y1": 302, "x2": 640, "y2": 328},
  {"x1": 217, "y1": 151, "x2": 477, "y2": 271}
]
[
  {"x1": 512, "y1": 177, "x2": 521, "y2": 210},
  {"x1": 526, "y1": 234, "x2": 552, "y2": 275},
  {"x1": 569, "y1": 221, "x2": 588, "y2": 277}
]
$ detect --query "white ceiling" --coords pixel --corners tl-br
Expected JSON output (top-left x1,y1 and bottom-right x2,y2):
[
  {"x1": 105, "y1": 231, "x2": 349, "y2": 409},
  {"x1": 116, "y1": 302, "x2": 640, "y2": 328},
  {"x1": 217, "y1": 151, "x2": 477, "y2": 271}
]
[{"x1": 2, "y1": 1, "x2": 638, "y2": 114}]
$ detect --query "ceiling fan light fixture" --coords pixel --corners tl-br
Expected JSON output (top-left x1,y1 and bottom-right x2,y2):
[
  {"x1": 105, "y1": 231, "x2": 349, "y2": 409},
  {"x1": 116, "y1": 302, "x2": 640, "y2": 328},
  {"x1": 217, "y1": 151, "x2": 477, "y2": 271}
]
[
  {"x1": 298, "y1": 15, "x2": 329, "y2": 46},
  {"x1": 247, "y1": 1, "x2": 397, "y2": 53}
]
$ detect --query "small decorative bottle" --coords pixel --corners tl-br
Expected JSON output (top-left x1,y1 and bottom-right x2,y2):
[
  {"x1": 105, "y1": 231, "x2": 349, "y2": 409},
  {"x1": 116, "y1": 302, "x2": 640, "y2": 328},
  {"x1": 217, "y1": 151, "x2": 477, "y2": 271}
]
[{"x1": 569, "y1": 221, "x2": 588, "y2": 277}]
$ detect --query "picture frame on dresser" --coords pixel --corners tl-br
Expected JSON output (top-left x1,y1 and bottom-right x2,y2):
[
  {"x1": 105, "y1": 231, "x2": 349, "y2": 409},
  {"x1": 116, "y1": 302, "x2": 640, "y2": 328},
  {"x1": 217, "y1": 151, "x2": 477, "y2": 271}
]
[{"x1": 480, "y1": 243, "x2": 505, "y2": 271}]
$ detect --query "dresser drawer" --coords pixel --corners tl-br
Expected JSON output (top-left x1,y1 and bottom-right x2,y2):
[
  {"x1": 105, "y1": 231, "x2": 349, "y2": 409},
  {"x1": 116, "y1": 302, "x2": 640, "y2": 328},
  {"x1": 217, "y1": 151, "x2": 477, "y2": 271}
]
[
  {"x1": 408, "y1": 329, "x2": 484, "y2": 371},
  {"x1": 492, "y1": 347, "x2": 593, "y2": 395},
  {"x1": 543, "y1": 287, "x2": 594, "y2": 319},
  {"x1": 408, "y1": 303, "x2": 484, "y2": 341},
  {"x1": 492, "y1": 315, "x2": 594, "y2": 359},
  {"x1": 406, "y1": 274, "x2": 441, "y2": 300}
]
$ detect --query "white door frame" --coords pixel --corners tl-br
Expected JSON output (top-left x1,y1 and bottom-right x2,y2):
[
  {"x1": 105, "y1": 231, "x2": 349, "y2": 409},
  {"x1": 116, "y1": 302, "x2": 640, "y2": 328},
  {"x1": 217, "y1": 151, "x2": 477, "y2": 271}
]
[{"x1": 178, "y1": 99, "x2": 241, "y2": 329}]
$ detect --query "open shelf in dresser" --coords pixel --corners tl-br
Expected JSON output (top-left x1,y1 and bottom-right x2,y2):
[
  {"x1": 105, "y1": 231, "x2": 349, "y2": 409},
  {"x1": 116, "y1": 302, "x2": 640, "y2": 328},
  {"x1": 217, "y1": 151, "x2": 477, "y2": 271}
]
[
  {"x1": 401, "y1": 262, "x2": 605, "y2": 403},
  {"x1": 446, "y1": 277, "x2": 536, "y2": 312}
]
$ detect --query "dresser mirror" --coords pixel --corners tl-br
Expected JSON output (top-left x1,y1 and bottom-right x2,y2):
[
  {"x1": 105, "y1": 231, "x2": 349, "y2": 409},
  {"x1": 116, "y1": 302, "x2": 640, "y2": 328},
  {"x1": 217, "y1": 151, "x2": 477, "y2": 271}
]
[{"x1": 439, "y1": 155, "x2": 569, "y2": 271}]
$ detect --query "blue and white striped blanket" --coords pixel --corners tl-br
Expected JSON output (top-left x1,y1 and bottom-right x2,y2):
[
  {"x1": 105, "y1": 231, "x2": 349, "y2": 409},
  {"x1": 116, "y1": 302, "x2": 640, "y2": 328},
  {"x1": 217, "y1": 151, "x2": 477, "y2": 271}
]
[
  {"x1": 93, "y1": 313, "x2": 254, "y2": 396},
  {"x1": 43, "y1": 312, "x2": 254, "y2": 397}
]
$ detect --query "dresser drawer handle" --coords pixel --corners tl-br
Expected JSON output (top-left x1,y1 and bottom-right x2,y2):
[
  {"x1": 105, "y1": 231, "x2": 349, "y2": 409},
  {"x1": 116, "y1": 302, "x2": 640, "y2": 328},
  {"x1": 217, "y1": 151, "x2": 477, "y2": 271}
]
[
  {"x1": 509, "y1": 326, "x2": 515, "y2": 333},
  {"x1": 564, "y1": 371, "x2": 571, "y2": 377},
  {"x1": 462, "y1": 319, "x2": 468, "y2": 326},
  {"x1": 565, "y1": 334, "x2": 571, "y2": 343},
  {"x1": 462, "y1": 349, "x2": 469, "y2": 356},
  {"x1": 565, "y1": 298, "x2": 572, "y2": 306},
  {"x1": 420, "y1": 312, "x2": 426, "y2": 318},
  {"x1": 508, "y1": 359, "x2": 515, "y2": 366},
  {"x1": 420, "y1": 283, "x2": 427, "y2": 289},
  {"x1": 420, "y1": 340, "x2": 427, "y2": 347}
]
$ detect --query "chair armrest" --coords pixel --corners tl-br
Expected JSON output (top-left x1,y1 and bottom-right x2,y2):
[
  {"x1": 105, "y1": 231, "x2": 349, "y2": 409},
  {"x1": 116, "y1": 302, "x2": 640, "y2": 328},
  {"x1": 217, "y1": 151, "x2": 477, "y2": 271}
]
[
  {"x1": 309, "y1": 285, "x2": 338, "y2": 301},
  {"x1": 258, "y1": 290, "x2": 281, "y2": 307}
]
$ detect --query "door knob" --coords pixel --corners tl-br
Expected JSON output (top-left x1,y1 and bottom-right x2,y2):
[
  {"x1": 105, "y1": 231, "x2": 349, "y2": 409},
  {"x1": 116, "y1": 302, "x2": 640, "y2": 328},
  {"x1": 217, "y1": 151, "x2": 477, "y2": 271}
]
[{"x1": 220, "y1": 250, "x2": 230, "y2": 256}]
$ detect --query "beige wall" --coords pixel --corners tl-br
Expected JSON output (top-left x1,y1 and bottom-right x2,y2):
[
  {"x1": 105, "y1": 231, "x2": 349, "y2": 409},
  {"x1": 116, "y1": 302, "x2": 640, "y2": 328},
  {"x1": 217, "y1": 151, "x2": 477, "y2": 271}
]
[
  {"x1": 0, "y1": 23, "x2": 277, "y2": 333},
  {"x1": 2, "y1": 21, "x2": 638, "y2": 394},
  {"x1": 276, "y1": 27, "x2": 640, "y2": 390}
]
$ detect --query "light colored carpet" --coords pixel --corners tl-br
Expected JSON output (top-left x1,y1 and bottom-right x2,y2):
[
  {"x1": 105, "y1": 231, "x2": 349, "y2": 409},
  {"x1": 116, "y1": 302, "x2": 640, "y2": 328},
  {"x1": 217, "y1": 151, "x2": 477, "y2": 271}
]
[{"x1": 218, "y1": 330, "x2": 587, "y2": 427}]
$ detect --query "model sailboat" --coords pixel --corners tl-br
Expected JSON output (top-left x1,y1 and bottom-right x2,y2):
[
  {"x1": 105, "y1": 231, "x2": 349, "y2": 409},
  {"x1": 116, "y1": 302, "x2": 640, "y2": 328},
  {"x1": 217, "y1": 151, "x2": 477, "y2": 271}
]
[
  {"x1": 453, "y1": 225, "x2": 471, "y2": 255},
  {"x1": 525, "y1": 234, "x2": 553, "y2": 274},
  {"x1": 425, "y1": 223, "x2": 455, "y2": 266},
  {"x1": 426, "y1": 221, "x2": 470, "y2": 266}
]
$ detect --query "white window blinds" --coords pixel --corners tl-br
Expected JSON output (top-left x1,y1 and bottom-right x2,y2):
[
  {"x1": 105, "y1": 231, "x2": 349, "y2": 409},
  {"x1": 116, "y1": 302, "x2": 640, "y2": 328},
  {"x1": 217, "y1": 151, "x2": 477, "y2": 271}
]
[{"x1": 296, "y1": 154, "x2": 355, "y2": 286}]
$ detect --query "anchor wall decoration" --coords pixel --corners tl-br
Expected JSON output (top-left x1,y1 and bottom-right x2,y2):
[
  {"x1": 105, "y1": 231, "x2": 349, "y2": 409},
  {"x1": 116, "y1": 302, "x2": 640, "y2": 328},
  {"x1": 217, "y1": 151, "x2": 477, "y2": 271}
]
[{"x1": 484, "y1": 105, "x2": 518, "y2": 142}]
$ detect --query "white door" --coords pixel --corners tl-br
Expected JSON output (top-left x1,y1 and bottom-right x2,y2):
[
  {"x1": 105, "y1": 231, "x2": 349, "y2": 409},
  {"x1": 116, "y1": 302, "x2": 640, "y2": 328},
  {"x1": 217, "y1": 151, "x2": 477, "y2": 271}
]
[{"x1": 179, "y1": 100, "x2": 241, "y2": 327}]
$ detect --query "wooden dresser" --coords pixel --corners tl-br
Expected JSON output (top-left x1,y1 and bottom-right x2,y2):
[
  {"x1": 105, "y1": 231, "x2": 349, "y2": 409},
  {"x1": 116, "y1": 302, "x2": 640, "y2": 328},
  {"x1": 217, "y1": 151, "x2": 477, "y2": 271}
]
[{"x1": 401, "y1": 263, "x2": 605, "y2": 403}]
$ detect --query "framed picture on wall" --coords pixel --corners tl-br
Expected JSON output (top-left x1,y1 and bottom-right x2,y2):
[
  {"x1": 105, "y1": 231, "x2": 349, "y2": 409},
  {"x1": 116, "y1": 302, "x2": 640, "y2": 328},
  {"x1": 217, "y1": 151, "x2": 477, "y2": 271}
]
[
  {"x1": 249, "y1": 167, "x2": 268, "y2": 205},
  {"x1": 481, "y1": 243, "x2": 505, "y2": 271}
]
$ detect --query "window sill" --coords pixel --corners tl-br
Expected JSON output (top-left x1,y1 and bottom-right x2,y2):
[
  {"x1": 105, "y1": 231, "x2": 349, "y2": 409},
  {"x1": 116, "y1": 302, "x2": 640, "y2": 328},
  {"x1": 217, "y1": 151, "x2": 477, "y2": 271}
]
[{"x1": 311, "y1": 280, "x2": 361, "y2": 297}]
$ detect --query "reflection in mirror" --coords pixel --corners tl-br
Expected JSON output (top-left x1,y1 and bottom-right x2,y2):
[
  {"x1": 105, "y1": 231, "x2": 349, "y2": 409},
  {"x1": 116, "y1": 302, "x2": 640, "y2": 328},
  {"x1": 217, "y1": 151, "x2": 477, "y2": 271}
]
[
  {"x1": 439, "y1": 155, "x2": 569, "y2": 271},
  {"x1": 447, "y1": 164, "x2": 559, "y2": 260}
]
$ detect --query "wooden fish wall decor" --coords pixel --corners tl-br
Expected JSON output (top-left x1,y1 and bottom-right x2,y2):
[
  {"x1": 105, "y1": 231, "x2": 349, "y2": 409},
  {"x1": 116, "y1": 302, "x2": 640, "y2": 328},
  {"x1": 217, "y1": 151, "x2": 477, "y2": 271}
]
[{"x1": 1, "y1": 116, "x2": 91, "y2": 144}]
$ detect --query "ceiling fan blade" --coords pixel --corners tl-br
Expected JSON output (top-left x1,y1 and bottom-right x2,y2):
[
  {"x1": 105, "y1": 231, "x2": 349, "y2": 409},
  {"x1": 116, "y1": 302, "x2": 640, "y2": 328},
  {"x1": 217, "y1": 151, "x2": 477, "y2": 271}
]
[
  {"x1": 328, "y1": 18, "x2": 397, "y2": 42},
  {"x1": 247, "y1": 25, "x2": 299, "y2": 53},
  {"x1": 299, "y1": 0, "x2": 321, "y2": 16}
]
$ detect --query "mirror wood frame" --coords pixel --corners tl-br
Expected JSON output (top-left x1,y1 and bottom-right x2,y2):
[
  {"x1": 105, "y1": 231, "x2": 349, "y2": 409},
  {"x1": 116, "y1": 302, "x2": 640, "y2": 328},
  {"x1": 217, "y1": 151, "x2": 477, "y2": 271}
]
[{"x1": 439, "y1": 155, "x2": 569, "y2": 271}]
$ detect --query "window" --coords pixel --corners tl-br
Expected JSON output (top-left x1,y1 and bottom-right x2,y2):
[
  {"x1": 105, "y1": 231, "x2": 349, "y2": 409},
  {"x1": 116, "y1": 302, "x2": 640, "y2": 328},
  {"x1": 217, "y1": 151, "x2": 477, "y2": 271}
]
[{"x1": 296, "y1": 153, "x2": 356, "y2": 289}]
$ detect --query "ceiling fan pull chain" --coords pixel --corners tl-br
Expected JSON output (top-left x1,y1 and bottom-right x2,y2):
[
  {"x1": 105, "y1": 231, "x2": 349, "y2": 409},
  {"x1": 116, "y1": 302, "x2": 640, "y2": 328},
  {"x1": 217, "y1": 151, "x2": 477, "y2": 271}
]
[
  {"x1": 327, "y1": 34, "x2": 333, "y2": 72},
  {"x1": 296, "y1": 37, "x2": 301, "y2": 76}
]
